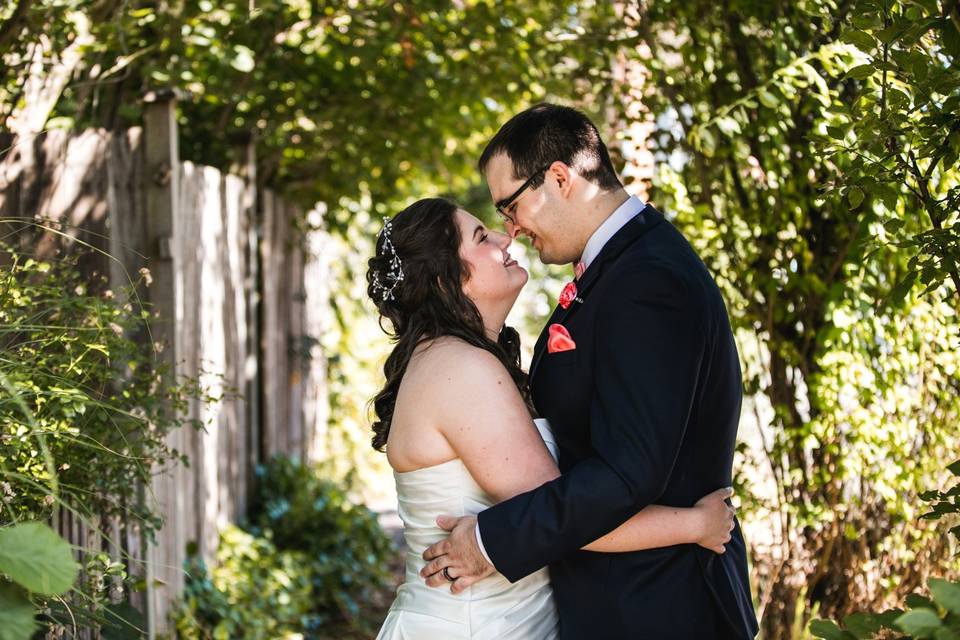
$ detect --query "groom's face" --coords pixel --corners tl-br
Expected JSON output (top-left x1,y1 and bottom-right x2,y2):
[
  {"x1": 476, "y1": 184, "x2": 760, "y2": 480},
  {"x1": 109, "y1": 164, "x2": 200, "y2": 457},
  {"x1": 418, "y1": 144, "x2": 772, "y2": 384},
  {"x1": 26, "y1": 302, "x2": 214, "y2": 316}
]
[{"x1": 485, "y1": 153, "x2": 566, "y2": 265}]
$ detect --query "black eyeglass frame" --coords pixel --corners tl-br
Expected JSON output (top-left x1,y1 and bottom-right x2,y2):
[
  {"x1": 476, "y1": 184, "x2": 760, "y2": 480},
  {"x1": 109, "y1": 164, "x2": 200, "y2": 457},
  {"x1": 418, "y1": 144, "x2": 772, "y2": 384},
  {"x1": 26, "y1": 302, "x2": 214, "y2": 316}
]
[{"x1": 495, "y1": 163, "x2": 552, "y2": 225}]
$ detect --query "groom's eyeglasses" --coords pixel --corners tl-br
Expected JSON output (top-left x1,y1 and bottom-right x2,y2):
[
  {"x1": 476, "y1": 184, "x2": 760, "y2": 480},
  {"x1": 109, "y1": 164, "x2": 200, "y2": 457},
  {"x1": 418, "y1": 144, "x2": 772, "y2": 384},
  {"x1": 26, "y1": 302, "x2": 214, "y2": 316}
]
[{"x1": 495, "y1": 163, "x2": 552, "y2": 226}]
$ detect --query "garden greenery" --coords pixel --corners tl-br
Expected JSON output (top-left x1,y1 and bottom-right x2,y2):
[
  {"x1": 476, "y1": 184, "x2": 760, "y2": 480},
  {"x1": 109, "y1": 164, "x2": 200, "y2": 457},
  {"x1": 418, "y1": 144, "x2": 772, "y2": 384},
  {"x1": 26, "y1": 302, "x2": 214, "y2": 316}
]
[
  {"x1": 0, "y1": 241, "x2": 208, "y2": 637},
  {"x1": 3, "y1": 0, "x2": 959, "y2": 637},
  {"x1": 173, "y1": 455, "x2": 394, "y2": 638}
]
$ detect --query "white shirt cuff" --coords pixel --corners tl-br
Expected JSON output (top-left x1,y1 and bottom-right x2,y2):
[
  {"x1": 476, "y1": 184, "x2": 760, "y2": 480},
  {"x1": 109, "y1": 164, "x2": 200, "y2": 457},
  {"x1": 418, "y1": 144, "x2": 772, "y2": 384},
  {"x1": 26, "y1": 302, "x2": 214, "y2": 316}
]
[{"x1": 475, "y1": 522, "x2": 494, "y2": 566}]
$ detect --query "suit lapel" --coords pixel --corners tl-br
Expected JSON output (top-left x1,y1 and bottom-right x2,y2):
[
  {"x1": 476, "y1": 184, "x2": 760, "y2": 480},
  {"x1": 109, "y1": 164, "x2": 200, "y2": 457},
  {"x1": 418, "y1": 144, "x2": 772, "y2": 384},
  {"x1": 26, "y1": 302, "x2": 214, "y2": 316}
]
[{"x1": 528, "y1": 204, "x2": 663, "y2": 382}]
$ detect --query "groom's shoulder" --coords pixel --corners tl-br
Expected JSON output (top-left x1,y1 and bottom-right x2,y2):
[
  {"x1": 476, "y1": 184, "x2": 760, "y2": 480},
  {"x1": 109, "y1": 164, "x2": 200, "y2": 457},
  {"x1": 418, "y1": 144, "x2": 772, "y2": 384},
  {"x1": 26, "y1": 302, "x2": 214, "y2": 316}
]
[{"x1": 598, "y1": 249, "x2": 706, "y2": 313}]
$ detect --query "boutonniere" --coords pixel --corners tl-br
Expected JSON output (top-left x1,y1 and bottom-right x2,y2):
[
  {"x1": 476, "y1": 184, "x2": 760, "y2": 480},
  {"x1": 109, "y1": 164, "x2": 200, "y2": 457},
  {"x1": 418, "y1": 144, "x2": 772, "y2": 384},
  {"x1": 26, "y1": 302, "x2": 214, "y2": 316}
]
[{"x1": 558, "y1": 281, "x2": 584, "y2": 310}]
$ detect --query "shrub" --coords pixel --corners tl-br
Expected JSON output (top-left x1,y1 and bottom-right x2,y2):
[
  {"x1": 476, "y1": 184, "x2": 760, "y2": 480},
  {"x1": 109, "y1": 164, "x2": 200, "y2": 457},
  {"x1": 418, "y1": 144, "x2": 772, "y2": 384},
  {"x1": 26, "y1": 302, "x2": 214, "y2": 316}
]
[
  {"x1": 0, "y1": 242, "x2": 208, "y2": 637},
  {"x1": 247, "y1": 455, "x2": 394, "y2": 624},
  {"x1": 174, "y1": 526, "x2": 315, "y2": 640},
  {"x1": 173, "y1": 455, "x2": 394, "y2": 638}
]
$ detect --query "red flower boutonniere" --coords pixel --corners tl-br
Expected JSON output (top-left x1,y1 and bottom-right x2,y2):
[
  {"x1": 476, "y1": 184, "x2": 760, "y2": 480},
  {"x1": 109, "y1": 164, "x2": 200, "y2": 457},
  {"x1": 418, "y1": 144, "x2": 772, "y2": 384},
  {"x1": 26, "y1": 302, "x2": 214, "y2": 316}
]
[
  {"x1": 558, "y1": 281, "x2": 585, "y2": 309},
  {"x1": 558, "y1": 281, "x2": 577, "y2": 309}
]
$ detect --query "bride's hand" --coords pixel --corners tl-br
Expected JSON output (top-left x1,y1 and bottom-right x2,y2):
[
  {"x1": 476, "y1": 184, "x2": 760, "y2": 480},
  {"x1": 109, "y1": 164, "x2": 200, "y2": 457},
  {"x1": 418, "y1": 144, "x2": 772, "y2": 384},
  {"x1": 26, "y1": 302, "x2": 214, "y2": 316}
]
[{"x1": 693, "y1": 487, "x2": 736, "y2": 553}]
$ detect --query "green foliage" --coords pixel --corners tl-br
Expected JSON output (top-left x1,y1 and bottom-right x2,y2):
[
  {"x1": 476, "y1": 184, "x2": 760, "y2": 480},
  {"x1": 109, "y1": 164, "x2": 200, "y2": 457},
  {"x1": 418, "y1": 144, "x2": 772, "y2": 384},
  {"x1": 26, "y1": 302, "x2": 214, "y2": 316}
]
[
  {"x1": 633, "y1": 0, "x2": 960, "y2": 633},
  {"x1": 6, "y1": 3, "x2": 959, "y2": 639},
  {"x1": 0, "y1": 521, "x2": 79, "y2": 595},
  {"x1": 821, "y1": 0, "x2": 960, "y2": 304},
  {"x1": 812, "y1": 577, "x2": 960, "y2": 639},
  {"x1": 2, "y1": 0, "x2": 624, "y2": 219},
  {"x1": 0, "y1": 241, "x2": 210, "y2": 636},
  {"x1": 1, "y1": 0, "x2": 624, "y2": 503},
  {"x1": 0, "y1": 581, "x2": 39, "y2": 640},
  {"x1": 0, "y1": 522, "x2": 79, "y2": 640},
  {"x1": 173, "y1": 455, "x2": 394, "y2": 637},
  {"x1": 0, "y1": 245, "x2": 204, "y2": 535},
  {"x1": 247, "y1": 455, "x2": 394, "y2": 624},
  {"x1": 173, "y1": 526, "x2": 316, "y2": 639},
  {"x1": 921, "y1": 460, "x2": 960, "y2": 546}
]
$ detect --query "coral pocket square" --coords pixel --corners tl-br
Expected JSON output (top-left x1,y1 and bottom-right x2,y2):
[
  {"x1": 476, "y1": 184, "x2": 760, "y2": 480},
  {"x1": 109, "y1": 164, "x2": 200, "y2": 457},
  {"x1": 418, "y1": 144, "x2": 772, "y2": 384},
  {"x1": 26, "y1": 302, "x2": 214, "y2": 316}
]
[{"x1": 547, "y1": 324, "x2": 576, "y2": 353}]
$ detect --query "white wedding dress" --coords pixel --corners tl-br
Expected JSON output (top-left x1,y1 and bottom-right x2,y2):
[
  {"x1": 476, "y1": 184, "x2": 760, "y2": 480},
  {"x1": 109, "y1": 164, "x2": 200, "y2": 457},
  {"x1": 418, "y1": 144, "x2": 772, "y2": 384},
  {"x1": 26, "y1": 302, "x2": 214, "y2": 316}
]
[{"x1": 376, "y1": 418, "x2": 560, "y2": 639}]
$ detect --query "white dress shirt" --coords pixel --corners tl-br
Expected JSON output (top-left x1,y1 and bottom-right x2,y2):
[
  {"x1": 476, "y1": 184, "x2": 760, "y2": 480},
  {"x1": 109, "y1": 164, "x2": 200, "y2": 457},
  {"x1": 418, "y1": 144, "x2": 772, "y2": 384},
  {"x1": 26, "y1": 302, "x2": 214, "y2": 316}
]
[{"x1": 474, "y1": 194, "x2": 647, "y2": 566}]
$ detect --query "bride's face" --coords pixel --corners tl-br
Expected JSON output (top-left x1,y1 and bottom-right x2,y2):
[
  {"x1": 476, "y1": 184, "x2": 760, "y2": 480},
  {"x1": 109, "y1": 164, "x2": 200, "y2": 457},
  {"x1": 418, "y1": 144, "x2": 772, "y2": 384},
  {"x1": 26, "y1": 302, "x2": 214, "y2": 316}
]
[{"x1": 455, "y1": 209, "x2": 528, "y2": 311}]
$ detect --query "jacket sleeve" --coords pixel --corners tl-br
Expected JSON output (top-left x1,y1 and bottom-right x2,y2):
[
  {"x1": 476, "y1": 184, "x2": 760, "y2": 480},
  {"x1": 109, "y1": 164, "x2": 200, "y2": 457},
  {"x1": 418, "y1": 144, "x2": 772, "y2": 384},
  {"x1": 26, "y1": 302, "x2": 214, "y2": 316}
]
[{"x1": 476, "y1": 261, "x2": 708, "y2": 582}]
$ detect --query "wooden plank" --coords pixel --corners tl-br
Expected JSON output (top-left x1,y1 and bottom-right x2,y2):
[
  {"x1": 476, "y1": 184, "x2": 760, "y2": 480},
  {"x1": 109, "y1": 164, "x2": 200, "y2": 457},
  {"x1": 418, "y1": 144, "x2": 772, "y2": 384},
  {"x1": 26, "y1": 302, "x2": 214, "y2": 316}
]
[
  {"x1": 302, "y1": 205, "x2": 331, "y2": 463},
  {"x1": 142, "y1": 90, "x2": 182, "y2": 638},
  {"x1": 259, "y1": 190, "x2": 281, "y2": 458},
  {"x1": 223, "y1": 171, "x2": 249, "y2": 522}
]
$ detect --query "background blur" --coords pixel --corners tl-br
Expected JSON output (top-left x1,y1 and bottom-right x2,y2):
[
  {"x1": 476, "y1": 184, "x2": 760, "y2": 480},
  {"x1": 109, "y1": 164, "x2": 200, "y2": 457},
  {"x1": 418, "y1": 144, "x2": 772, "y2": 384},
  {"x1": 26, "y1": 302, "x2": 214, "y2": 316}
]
[{"x1": 2, "y1": 1, "x2": 959, "y2": 638}]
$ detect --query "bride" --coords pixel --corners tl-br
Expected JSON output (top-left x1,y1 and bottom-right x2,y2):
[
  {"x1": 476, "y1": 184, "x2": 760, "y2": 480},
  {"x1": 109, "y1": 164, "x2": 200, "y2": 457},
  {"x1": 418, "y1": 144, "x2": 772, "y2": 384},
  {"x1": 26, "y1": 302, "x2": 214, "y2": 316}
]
[{"x1": 367, "y1": 198, "x2": 735, "y2": 639}]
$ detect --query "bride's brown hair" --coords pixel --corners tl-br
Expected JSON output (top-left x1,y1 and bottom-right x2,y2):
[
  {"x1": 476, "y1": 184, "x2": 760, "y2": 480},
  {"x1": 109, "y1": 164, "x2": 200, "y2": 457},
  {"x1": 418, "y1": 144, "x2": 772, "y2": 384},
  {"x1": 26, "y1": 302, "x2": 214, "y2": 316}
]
[{"x1": 366, "y1": 198, "x2": 531, "y2": 452}]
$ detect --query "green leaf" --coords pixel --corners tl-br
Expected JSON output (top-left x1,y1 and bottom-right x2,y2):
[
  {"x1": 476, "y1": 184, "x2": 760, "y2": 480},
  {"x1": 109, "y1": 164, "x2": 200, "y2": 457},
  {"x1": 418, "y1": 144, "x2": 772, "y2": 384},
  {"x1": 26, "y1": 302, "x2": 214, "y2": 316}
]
[
  {"x1": 758, "y1": 89, "x2": 779, "y2": 108},
  {"x1": 884, "y1": 218, "x2": 906, "y2": 233},
  {"x1": 942, "y1": 21, "x2": 960, "y2": 59},
  {"x1": 906, "y1": 593, "x2": 937, "y2": 611},
  {"x1": 0, "y1": 522, "x2": 79, "y2": 596},
  {"x1": 810, "y1": 619, "x2": 857, "y2": 639},
  {"x1": 0, "y1": 582, "x2": 38, "y2": 640},
  {"x1": 716, "y1": 116, "x2": 741, "y2": 135},
  {"x1": 877, "y1": 24, "x2": 907, "y2": 45},
  {"x1": 846, "y1": 64, "x2": 876, "y2": 80},
  {"x1": 848, "y1": 186, "x2": 865, "y2": 208},
  {"x1": 948, "y1": 460, "x2": 960, "y2": 476},
  {"x1": 897, "y1": 609, "x2": 943, "y2": 636},
  {"x1": 842, "y1": 29, "x2": 877, "y2": 51},
  {"x1": 827, "y1": 126, "x2": 847, "y2": 140},
  {"x1": 851, "y1": 14, "x2": 879, "y2": 29},
  {"x1": 842, "y1": 611, "x2": 887, "y2": 637},
  {"x1": 886, "y1": 272, "x2": 917, "y2": 308},
  {"x1": 934, "y1": 627, "x2": 960, "y2": 640},
  {"x1": 929, "y1": 579, "x2": 960, "y2": 616}
]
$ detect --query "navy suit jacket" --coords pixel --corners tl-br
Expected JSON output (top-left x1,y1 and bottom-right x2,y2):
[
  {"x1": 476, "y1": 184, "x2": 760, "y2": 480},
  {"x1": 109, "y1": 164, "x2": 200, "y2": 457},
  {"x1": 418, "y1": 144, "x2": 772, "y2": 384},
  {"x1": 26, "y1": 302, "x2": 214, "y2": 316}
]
[{"x1": 477, "y1": 205, "x2": 759, "y2": 639}]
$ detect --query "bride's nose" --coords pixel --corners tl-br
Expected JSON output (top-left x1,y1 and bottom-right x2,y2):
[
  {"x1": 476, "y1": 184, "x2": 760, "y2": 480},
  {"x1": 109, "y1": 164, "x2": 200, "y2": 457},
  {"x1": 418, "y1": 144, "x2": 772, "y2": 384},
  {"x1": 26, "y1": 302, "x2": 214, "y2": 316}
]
[{"x1": 496, "y1": 232, "x2": 512, "y2": 249}]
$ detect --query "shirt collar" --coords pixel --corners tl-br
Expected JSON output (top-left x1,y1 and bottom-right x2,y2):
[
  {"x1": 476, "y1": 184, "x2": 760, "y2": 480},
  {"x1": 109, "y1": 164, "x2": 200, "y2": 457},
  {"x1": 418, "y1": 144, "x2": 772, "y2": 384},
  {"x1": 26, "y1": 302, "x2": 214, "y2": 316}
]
[{"x1": 579, "y1": 195, "x2": 645, "y2": 270}]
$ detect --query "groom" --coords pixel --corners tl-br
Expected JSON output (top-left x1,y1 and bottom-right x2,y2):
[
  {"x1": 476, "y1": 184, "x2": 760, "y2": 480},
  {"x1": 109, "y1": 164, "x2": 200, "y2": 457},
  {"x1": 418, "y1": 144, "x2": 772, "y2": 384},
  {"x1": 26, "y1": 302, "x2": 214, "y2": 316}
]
[{"x1": 421, "y1": 103, "x2": 759, "y2": 639}]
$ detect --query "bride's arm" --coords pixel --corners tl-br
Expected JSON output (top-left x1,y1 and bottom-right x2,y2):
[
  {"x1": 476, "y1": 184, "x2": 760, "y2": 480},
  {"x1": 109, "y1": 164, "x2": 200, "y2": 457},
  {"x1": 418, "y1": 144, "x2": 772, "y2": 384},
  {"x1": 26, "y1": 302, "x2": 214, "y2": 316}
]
[
  {"x1": 581, "y1": 488, "x2": 734, "y2": 554},
  {"x1": 432, "y1": 345, "x2": 733, "y2": 555}
]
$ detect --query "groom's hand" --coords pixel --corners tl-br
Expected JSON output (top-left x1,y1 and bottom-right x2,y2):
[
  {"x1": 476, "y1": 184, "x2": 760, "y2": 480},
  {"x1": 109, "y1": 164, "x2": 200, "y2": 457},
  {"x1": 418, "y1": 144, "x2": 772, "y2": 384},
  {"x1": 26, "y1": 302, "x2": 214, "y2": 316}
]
[{"x1": 420, "y1": 515, "x2": 495, "y2": 594}]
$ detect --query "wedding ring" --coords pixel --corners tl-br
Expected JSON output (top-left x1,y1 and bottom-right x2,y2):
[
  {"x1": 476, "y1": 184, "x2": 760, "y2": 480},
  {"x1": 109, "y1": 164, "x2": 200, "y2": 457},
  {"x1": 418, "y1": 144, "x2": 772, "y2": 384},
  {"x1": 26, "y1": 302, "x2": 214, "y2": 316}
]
[{"x1": 442, "y1": 566, "x2": 455, "y2": 582}]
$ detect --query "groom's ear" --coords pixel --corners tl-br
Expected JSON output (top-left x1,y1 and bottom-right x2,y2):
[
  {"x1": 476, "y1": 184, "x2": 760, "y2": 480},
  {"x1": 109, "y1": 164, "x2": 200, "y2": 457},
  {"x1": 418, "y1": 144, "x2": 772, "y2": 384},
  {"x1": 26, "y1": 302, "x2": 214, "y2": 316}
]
[{"x1": 547, "y1": 161, "x2": 574, "y2": 199}]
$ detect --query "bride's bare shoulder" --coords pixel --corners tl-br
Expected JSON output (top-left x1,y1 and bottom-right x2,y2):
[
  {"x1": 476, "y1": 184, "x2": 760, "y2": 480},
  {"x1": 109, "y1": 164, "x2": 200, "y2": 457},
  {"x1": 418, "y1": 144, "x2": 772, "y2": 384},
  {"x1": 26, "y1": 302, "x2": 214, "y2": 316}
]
[{"x1": 409, "y1": 336, "x2": 506, "y2": 376}]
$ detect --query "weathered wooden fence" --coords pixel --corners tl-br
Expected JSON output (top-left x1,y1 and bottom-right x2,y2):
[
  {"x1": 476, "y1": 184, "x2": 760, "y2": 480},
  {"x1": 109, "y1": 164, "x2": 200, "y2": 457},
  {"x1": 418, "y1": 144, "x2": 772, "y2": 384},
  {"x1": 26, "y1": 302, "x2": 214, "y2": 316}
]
[{"x1": 0, "y1": 91, "x2": 331, "y2": 636}]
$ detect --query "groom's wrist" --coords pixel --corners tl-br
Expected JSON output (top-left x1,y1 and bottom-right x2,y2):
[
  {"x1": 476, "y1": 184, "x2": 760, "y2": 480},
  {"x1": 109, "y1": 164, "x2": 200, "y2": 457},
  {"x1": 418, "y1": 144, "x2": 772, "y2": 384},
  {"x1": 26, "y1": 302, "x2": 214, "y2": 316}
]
[{"x1": 475, "y1": 522, "x2": 494, "y2": 566}]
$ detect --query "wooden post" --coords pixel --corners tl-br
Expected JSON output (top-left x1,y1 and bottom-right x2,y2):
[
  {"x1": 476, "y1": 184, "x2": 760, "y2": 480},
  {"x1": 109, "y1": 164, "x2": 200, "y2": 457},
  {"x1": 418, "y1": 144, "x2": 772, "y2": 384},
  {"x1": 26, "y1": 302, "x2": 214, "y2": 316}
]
[
  {"x1": 142, "y1": 88, "x2": 183, "y2": 637},
  {"x1": 232, "y1": 135, "x2": 261, "y2": 509}
]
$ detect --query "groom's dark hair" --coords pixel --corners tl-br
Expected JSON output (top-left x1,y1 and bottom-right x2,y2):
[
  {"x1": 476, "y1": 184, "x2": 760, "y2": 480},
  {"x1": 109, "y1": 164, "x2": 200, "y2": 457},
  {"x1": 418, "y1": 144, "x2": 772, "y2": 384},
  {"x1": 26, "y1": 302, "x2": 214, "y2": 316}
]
[{"x1": 478, "y1": 102, "x2": 623, "y2": 191}]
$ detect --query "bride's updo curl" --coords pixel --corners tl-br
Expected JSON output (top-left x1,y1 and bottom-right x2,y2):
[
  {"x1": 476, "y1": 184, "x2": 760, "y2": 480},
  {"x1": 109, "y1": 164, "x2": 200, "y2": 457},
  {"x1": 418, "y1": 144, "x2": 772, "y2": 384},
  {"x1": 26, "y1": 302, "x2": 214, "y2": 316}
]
[{"x1": 366, "y1": 198, "x2": 530, "y2": 452}]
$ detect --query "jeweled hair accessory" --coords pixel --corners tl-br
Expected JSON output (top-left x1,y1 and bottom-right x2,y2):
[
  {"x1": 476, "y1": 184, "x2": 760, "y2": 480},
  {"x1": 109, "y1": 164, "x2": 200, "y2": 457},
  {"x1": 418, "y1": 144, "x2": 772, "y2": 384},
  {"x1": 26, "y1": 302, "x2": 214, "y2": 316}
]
[{"x1": 372, "y1": 217, "x2": 404, "y2": 302}]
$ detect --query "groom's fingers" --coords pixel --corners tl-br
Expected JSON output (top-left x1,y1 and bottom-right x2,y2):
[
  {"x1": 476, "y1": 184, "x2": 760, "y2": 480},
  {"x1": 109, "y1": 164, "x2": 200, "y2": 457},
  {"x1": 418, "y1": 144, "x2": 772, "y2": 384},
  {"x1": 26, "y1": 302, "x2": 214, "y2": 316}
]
[
  {"x1": 424, "y1": 568, "x2": 452, "y2": 588},
  {"x1": 450, "y1": 574, "x2": 482, "y2": 595},
  {"x1": 423, "y1": 539, "x2": 450, "y2": 562},
  {"x1": 420, "y1": 556, "x2": 448, "y2": 580}
]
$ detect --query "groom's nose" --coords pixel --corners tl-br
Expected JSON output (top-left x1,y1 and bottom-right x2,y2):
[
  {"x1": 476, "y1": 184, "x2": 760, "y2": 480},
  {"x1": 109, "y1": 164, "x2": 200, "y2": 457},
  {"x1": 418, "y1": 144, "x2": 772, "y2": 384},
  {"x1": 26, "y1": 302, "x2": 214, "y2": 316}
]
[{"x1": 505, "y1": 219, "x2": 521, "y2": 239}]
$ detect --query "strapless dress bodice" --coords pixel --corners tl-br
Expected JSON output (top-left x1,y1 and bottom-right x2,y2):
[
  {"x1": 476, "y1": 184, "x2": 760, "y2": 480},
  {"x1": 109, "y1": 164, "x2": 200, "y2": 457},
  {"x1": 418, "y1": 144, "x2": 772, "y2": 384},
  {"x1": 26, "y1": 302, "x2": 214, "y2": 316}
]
[{"x1": 376, "y1": 419, "x2": 559, "y2": 639}]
